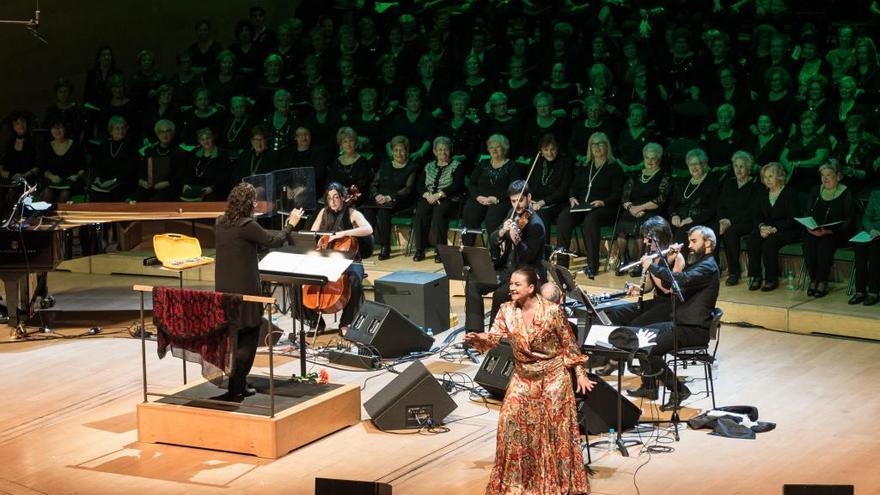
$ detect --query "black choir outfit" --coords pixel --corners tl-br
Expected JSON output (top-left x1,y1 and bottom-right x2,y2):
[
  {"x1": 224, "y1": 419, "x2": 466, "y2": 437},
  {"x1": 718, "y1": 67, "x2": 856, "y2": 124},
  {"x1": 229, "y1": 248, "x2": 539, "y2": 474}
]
[
  {"x1": 616, "y1": 170, "x2": 671, "y2": 237},
  {"x1": 668, "y1": 175, "x2": 719, "y2": 244},
  {"x1": 703, "y1": 129, "x2": 745, "y2": 168},
  {"x1": 40, "y1": 139, "x2": 87, "y2": 201},
  {"x1": 555, "y1": 160, "x2": 625, "y2": 274},
  {"x1": 713, "y1": 176, "x2": 761, "y2": 280},
  {"x1": 89, "y1": 137, "x2": 138, "y2": 202},
  {"x1": 177, "y1": 147, "x2": 230, "y2": 201},
  {"x1": 802, "y1": 185, "x2": 855, "y2": 289},
  {"x1": 263, "y1": 112, "x2": 299, "y2": 153},
  {"x1": 465, "y1": 209, "x2": 547, "y2": 332},
  {"x1": 522, "y1": 118, "x2": 571, "y2": 158},
  {"x1": 362, "y1": 159, "x2": 419, "y2": 253},
  {"x1": 529, "y1": 154, "x2": 574, "y2": 233},
  {"x1": 784, "y1": 133, "x2": 831, "y2": 199},
  {"x1": 223, "y1": 114, "x2": 257, "y2": 159},
  {"x1": 325, "y1": 156, "x2": 372, "y2": 205},
  {"x1": 137, "y1": 142, "x2": 185, "y2": 202},
  {"x1": 852, "y1": 189, "x2": 880, "y2": 303},
  {"x1": 214, "y1": 212, "x2": 292, "y2": 399},
  {"x1": 462, "y1": 158, "x2": 524, "y2": 246},
  {"x1": 747, "y1": 185, "x2": 801, "y2": 287},
  {"x1": 745, "y1": 132, "x2": 786, "y2": 169},
  {"x1": 412, "y1": 159, "x2": 466, "y2": 257},
  {"x1": 181, "y1": 108, "x2": 226, "y2": 146},
  {"x1": 233, "y1": 148, "x2": 280, "y2": 183},
  {"x1": 436, "y1": 117, "x2": 481, "y2": 170},
  {"x1": 387, "y1": 110, "x2": 435, "y2": 159}
]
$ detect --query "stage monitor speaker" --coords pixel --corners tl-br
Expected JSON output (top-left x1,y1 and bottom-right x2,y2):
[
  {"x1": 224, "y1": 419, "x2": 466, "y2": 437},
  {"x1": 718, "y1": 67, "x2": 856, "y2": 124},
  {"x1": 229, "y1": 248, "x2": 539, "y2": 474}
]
[
  {"x1": 783, "y1": 485, "x2": 854, "y2": 495},
  {"x1": 364, "y1": 360, "x2": 457, "y2": 430},
  {"x1": 576, "y1": 373, "x2": 641, "y2": 435},
  {"x1": 315, "y1": 478, "x2": 392, "y2": 495},
  {"x1": 474, "y1": 339, "x2": 514, "y2": 398},
  {"x1": 346, "y1": 301, "x2": 433, "y2": 358},
  {"x1": 375, "y1": 271, "x2": 449, "y2": 333}
]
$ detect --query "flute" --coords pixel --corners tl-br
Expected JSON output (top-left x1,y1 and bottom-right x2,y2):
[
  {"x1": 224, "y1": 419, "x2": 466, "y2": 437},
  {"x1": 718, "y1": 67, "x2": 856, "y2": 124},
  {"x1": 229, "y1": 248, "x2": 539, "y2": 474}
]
[{"x1": 617, "y1": 243, "x2": 683, "y2": 273}]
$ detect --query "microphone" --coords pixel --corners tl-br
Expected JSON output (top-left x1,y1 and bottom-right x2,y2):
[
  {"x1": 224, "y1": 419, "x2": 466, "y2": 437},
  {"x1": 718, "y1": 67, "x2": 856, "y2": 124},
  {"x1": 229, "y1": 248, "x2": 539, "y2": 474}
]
[{"x1": 33, "y1": 9, "x2": 40, "y2": 29}]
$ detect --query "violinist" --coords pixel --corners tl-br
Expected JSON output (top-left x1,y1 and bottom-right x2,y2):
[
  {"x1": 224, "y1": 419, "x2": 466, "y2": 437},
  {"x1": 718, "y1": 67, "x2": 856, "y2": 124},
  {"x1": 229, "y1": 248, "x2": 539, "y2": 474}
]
[
  {"x1": 290, "y1": 182, "x2": 374, "y2": 333},
  {"x1": 603, "y1": 216, "x2": 685, "y2": 329},
  {"x1": 465, "y1": 180, "x2": 547, "y2": 333}
]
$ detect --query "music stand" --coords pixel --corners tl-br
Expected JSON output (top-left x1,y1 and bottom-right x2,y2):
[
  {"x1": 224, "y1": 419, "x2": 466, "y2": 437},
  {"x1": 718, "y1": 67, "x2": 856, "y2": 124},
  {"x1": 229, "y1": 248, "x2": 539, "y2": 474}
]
[
  {"x1": 543, "y1": 261, "x2": 641, "y2": 456},
  {"x1": 436, "y1": 244, "x2": 496, "y2": 287},
  {"x1": 259, "y1": 244, "x2": 353, "y2": 377}
]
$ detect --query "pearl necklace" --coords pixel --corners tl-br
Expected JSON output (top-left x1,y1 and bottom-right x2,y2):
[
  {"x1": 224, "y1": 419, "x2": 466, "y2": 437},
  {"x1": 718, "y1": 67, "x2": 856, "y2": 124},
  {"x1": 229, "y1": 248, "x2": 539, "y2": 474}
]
[
  {"x1": 683, "y1": 174, "x2": 707, "y2": 200},
  {"x1": 640, "y1": 167, "x2": 660, "y2": 184},
  {"x1": 109, "y1": 140, "x2": 124, "y2": 158}
]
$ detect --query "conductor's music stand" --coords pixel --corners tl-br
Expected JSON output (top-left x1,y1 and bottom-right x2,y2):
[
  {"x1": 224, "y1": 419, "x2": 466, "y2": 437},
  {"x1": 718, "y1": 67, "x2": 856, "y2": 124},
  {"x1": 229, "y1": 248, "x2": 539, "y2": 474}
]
[{"x1": 259, "y1": 243, "x2": 353, "y2": 377}]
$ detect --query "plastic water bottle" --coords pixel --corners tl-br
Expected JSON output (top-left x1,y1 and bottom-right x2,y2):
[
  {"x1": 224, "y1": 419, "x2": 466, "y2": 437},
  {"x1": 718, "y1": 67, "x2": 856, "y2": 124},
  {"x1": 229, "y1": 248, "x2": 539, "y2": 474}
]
[
  {"x1": 712, "y1": 356, "x2": 720, "y2": 378},
  {"x1": 425, "y1": 327, "x2": 434, "y2": 337},
  {"x1": 607, "y1": 428, "x2": 616, "y2": 452},
  {"x1": 786, "y1": 269, "x2": 795, "y2": 290}
]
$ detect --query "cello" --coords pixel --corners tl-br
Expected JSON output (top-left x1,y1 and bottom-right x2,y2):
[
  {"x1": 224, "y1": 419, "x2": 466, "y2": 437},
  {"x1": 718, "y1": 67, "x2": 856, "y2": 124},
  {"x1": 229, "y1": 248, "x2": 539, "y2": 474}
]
[{"x1": 302, "y1": 185, "x2": 362, "y2": 313}]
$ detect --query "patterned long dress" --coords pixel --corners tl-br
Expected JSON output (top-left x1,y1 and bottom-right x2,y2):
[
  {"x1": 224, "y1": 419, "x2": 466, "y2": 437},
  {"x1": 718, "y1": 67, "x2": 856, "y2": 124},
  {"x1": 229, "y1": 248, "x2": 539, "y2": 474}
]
[{"x1": 474, "y1": 297, "x2": 590, "y2": 495}]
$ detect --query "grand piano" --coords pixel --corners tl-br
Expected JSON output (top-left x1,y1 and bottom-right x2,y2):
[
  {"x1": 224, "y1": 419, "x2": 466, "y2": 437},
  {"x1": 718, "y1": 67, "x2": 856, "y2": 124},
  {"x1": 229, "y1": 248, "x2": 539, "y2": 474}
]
[{"x1": 0, "y1": 202, "x2": 227, "y2": 327}]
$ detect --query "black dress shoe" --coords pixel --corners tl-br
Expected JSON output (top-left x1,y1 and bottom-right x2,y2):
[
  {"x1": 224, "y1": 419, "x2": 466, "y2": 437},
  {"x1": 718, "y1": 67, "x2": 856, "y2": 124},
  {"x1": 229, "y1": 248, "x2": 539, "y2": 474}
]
[
  {"x1": 760, "y1": 281, "x2": 778, "y2": 292},
  {"x1": 813, "y1": 281, "x2": 828, "y2": 298},
  {"x1": 849, "y1": 293, "x2": 866, "y2": 305},
  {"x1": 434, "y1": 253, "x2": 442, "y2": 263},
  {"x1": 413, "y1": 250, "x2": 425, "y2": 262},
  {"x1": 660, "y1": 387, "x2": 691, "y2": 412},
  {"x1": 725, "y1": 273, "x2": 740, "y2": 286},
  {"x1": 625, "y1": 386, "x2": 658, "y2": 400},
  {"x1": 629, "y1": 266, "x2": 643, "y2": 277},
  {"x1": 209, "y1": 392, "x2": 246, "y2": 403},
  {"x1": 748, "y1": 278, "x2": 763, "y2": 291},
  {"x1": 865, "y1": 293, "x2": 880, "y2": 306},
  {"x1": 378, "y1": 247, "x2": 391, "y2": 260},
  {"x1": 807, "y1": 281, "x2": 817, "y2": 297}
]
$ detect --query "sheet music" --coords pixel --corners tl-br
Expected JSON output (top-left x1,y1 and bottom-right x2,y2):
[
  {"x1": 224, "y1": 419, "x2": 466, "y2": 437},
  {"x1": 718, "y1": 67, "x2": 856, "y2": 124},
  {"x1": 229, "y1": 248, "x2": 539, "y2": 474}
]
[{"x1": 259, "y1": 251, "x2": 352, "y2": 280}]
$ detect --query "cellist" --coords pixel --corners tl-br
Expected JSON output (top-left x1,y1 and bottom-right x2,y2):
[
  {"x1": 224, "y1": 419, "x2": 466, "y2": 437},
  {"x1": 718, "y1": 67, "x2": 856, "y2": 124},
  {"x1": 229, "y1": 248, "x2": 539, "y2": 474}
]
[{"x1": 290, "y1": 182, "x2": 374, "y2": 333}]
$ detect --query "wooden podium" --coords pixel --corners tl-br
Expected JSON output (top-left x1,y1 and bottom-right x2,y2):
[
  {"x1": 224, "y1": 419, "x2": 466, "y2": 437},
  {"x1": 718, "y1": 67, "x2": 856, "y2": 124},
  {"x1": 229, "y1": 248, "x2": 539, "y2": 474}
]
[{"x1": 136, "y1": 380, "x2": 361, "y2": 459}]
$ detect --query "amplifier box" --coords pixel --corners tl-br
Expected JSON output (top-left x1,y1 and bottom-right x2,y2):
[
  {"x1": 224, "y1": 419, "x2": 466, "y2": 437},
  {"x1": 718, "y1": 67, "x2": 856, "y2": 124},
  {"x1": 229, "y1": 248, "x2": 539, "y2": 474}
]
[{"x1": 375, "y1": 271, "x2": 449, "y2": 333}]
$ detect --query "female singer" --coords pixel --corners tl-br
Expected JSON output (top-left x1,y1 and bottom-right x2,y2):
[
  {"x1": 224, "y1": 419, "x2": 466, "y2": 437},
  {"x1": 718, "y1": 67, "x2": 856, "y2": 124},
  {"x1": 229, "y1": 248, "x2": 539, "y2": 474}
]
[
  {"x1": 615, "y1": 142, "x2": 671, "y2": 275},
  {"x1": 40, "y1": 118, "x2": 86, "y2": 204},
  {"x1": 464, "y1": 266, "x2": 594, "y2": 495},
  {"x1": 363, "y1": 135, "x2": 418, "y2": 260},
  {"x1": 412, "y1": 137, "x2": 465, "y2": 262},
  {"x1": 747, "y1": 162, "x2": 800, "y2": 291},
  {"x1": 556, "y1": 131, "x2": 624, "y2": 276},
  {"x1": 290, "y1": 182, "x2": 373, "y2": 332},
  {"x1": 850, "y1": 188, "x2": 880, "y2": 306},
  {"x1": 461, "y1": 134, "x2": 522, "y2": 246},
  {"x1": 802, "y1": 163, "x2": 855, "y2": 297},
  {"x1": 668, "y1": 149, "x2": 718, "y2": 244},
  {"x1": 213, "y1": 182, "x2": 298, "y2": 401}
]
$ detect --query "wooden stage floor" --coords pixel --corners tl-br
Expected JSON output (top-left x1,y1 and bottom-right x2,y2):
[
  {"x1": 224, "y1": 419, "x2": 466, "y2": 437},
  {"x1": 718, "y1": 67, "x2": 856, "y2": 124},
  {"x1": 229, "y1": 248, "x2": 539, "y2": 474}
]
[{"x1": 2, "y1": 253, "x2": 880, "y2": 494}]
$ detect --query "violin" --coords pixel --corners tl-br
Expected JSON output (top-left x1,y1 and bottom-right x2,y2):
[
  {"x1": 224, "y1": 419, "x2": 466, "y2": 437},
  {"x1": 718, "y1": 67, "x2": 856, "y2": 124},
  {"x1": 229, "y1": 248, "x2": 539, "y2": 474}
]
[{"x1": 302, "y1": 185, "x2": 362, "y2": 314}]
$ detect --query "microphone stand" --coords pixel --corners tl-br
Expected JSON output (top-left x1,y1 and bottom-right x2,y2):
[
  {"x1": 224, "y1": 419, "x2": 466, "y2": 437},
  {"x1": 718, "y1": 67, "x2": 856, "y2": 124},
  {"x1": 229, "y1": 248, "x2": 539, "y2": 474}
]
[{"x1": 648, "y1": 233, "x2": 684, "y2": 441}]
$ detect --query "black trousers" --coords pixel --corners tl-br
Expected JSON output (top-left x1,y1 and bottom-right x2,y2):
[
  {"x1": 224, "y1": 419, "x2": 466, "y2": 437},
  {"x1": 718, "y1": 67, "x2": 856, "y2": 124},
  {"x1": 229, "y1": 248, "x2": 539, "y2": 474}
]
[
  {"x1": 746, "y1": 230, "x2": 799, "y2": 282},
  {"x1": 803, "y1": 231, "x2": 846, "y2": 284},
  {"x1": 603, "y1": 294, "x2": 672, "y2": 327},
  {"x1": 362, "y1": 204, "x2": 412, "y2": 248},
  {"x1": 854, "y1": 239, "x2": 880, "y2": 294},
  {"x1": 534, "y1": 203, "x2": 564, "y2": 241},
  {"x1": 713, "y1": 221, "x2": 752, "y2": 275},
  {"x1": 640, "y1": 323, "x2": 710, "y2": 391},
  {"x1": 556, "y1": 206, "x2": 615, "y2": 273},
  {"x1": 412, "y1": 198, "x2": 458, "y2": 251},
  {"x1": 461, "y1": 198, "x2": 508, "y2": 246},
  {"x1": 464, "y1": 270, "x2": 509, "y2": 332},
  {"x1": 228, "y1": 324, "x2": 259, "y2": 396}
]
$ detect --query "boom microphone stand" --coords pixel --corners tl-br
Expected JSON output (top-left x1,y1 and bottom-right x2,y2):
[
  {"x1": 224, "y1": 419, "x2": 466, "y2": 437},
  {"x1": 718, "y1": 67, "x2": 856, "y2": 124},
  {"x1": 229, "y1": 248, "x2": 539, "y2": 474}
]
[{"x1": 648, "y1": 232, "x2": 685, "y2": 441}]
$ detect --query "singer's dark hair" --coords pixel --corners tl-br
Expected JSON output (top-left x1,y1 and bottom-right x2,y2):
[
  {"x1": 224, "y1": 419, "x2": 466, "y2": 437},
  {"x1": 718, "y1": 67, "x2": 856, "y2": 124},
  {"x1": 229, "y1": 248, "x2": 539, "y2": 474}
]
[
  {"x1": 507, "y1": 180, "x2": 529, "y2": 197},
  {"x1": 512, "y1": 265, "x2": 539, "y2": 289},
  {"x1": 640, "y1": 215, "x2": 672, "y2": 248}
]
